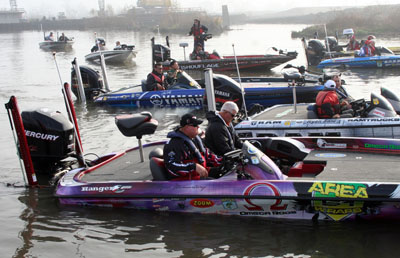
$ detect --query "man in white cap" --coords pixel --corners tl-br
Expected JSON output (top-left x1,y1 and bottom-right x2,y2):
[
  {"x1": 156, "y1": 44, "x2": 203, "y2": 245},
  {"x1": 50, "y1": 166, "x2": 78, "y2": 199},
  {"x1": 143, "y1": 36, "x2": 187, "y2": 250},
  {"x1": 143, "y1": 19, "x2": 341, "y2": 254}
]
[{"x1": 315, "y1": 80, "x2": 352, "y2": 118}]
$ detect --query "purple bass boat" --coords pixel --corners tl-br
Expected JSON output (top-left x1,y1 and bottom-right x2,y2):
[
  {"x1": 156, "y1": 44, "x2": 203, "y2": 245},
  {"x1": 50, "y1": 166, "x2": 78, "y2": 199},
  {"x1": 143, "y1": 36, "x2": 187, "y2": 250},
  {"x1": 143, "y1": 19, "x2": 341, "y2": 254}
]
[{"x1": 6, "y1": 93, "x2": 400, "y2": 222}]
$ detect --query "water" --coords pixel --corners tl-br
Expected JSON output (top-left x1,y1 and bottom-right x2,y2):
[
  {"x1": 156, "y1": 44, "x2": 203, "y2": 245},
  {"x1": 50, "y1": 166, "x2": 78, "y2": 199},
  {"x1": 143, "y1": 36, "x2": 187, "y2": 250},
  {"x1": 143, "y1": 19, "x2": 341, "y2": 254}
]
[{"x1": 1, "y1": 24, "x2": 400, "y2": 257}]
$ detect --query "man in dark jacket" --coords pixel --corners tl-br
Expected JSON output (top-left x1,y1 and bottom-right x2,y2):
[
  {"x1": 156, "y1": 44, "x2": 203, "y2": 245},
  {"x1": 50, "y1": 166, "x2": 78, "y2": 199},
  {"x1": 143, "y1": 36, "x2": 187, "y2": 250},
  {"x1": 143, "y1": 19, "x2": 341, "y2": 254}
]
[
  {"x1": 204, "y1": 101, "x2": 243, "y2": 156},
  {"x1": 146, "y1": 63, "x2": 167, "y2": 91},
  {"x1": 163, "y1": 113, "x2": 222, "y2": 180}
]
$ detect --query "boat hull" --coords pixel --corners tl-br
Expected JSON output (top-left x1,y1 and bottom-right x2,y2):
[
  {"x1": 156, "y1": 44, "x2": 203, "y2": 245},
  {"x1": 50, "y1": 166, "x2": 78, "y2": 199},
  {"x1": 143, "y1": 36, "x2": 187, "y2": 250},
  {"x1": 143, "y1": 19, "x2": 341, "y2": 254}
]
[
  {"x1": 235, "y1": 104, "x2": 400, "y2": 138},
  {"x1": 85, "y1": 49, "x2": 137, "y2": 64},
  {"x1": 317, "y1": 55, "x2": 400, "y2": 69},
  {"x1": 39, "y1": 41, "x2": 74, "y2": 51},
  {"x1": 171, "y1": 55, "x2": 297, "y2": 72},
  {"x1": 93, "y1": 86, "x2": 324, "y2": 110},
  {"x1": 55, "y1": 138, "x2": 400, "y2": 222}
]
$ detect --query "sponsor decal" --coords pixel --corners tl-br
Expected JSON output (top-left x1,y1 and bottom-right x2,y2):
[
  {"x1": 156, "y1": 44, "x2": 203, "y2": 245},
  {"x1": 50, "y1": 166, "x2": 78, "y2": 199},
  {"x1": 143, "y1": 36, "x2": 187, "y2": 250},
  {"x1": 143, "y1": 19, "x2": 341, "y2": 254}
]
[
  {"x1": 149, "y1": 94, "x2": 203, "y2": 107},
  {"x1": 214, "y1": 90, "x2": 230, "y2": 97},
  {"x1": 284, "y1": 121, "x2": 291, "y2": 126},
  {"x1": 317, "y1": 139, "x2": 347, "y2": 149},
  {"x1": 373, "y1": 98, "x2": 380, "y2": 105},
  {"x1": 243, "y1": 182, "x2": 288, "y2": 213},
  {"x1": 222, "y1": 199, "x2": 238, "y2": 210},
  {"x1": 190, "y1": 198, "x2": 214, "y2": 208},
  {"x1": 251, "y1": 156, "x2": 259, "y2": 165},
  {"x1": 25, "y1": 130, "x2": 59, "y2": 141},
  {"x1": 315, "y1": 153, "x2": 346, "y2": 158},
  {"x1": 81, "y1": 185, "x2": 132, "y2": 193},
  {"x1": 308, "y1": 182, "x2": 368, "y2": 221},
  {"x1": 247, "y1": 146, "x2": 257, "y2": 154},
  {"x1": 364, "y1": 143, "x2": 400, "y2": 150},
  {"x1": 372, "y1": 109, "x2": 385, "y2": 118}
]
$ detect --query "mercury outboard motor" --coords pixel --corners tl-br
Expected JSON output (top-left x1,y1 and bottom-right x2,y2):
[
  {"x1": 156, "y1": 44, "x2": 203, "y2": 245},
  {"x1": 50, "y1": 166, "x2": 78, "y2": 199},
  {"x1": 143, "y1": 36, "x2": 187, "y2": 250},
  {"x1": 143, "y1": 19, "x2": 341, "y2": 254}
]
[
  {"x1": 71, "y1": 66, "x2": 104, "y2": 100},
  {"x1": 21, "y1": 108, "x2": 75, "y2": 174},
  {"x1": 364, "y1": 93, "x2": 398, "y2": 118},
  {"x1": 381, "y1": 87, "x2": 400, "y2": 115},
  {"x1": 212, "y1": 74, "x2": 244, "y2": 111}
]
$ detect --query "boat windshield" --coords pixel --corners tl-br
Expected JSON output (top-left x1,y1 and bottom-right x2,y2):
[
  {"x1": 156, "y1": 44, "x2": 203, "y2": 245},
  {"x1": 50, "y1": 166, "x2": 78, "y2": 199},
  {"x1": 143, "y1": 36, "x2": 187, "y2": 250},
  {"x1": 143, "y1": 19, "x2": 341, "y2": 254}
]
[
  {"x1": 240, "y1": 141, "x2": 286, "y2": 180},
  {"x1": 176, "y1": 71, "x2": 201, "y2": 89}
]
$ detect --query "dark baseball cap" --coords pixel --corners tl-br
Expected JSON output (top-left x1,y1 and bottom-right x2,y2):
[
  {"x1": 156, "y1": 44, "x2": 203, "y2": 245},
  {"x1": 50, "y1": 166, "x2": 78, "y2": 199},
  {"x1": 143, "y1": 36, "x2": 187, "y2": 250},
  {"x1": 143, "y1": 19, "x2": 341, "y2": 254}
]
[{"x1": 180, "y1": 113, "x2": 203, "y2": 127}]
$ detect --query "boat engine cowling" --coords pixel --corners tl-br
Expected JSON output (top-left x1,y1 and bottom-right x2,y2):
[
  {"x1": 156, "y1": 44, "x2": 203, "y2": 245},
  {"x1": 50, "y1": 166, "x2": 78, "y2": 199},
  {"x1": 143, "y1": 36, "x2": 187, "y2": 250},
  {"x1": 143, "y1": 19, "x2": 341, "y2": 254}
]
[
  {"x1": 381, "y1": 87, "x2": 400, "y2": 115},
  {"x1": 365, "y1": 92, "x2": 398, "y2": 117},
  {"x1": 153, "y1": 44, "x2": 171, "y2": 62},
  {"x1": 21, "y1": 108, "x2": 75, "y2": 172},
  {"x1": 212, "y1": 74, "x2": 244, "y2": 111},
  {"x1": 306, "y1": 39, "x2": 325, "y2": 65},
  {"x1": 71, "y1": 66, "x2": 104, "y2": 100}
]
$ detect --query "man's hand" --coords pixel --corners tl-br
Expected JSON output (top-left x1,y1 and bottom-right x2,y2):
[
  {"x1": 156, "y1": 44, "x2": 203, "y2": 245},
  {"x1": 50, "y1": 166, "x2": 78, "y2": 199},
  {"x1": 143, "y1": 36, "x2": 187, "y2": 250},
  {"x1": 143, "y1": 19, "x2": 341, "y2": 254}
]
[{"x1": 196, "y1": 164, "x2": 208, "y2": 178}]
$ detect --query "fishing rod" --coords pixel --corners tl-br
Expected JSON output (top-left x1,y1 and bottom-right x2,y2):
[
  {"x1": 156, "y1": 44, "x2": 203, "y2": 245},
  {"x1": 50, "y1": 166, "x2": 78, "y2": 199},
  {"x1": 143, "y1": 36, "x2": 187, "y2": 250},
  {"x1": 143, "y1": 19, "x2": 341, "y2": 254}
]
[
  {"x1": 232, "y1": 44, "x2": 248, "y2": 119},
  {"x1": 53, "y1": 52, "x2": 87, "y2": 168}
]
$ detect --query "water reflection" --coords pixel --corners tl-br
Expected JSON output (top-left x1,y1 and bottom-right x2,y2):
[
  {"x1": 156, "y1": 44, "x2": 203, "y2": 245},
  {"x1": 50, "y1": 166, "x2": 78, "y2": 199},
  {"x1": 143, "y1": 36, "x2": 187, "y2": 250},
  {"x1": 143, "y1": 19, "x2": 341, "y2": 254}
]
[{"x1": 14, "y1": 187, "x2": 400, "y2": 257}]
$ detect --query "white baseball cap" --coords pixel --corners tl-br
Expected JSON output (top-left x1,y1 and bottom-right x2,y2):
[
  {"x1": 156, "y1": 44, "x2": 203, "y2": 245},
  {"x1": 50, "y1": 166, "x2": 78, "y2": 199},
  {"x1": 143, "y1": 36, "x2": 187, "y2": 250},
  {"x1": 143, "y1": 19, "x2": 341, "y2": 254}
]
[{"x1": 324, "y1": 80, "x2": 336, "y2": 89}]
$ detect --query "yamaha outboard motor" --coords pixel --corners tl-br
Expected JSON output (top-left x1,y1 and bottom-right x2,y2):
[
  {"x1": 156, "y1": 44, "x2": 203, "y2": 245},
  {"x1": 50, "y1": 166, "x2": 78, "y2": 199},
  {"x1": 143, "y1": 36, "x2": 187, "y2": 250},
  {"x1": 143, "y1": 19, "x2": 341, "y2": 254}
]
[
  {"x1": 364, "y1": 93, "x2": 398, "y2": 118},
  {"x1": 71, "y1": 66, "x2": 104, "y2": 100},
  {"x1": 381, "y1": 87, "x2": 400, "y2": 115},
  {"x1": 212, "y1": 74, "x2": 244, "y2": 111},
  {"x1": 21, "y1": 108, "x2": 75, "y2": 174}
]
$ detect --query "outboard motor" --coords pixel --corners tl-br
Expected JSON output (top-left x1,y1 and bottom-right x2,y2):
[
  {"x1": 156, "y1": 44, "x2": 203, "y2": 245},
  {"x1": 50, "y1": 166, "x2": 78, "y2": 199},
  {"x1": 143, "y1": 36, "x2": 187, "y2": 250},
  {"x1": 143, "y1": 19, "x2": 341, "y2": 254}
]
[
  {"x1": 306, "y1": 39, "x2": 325, "y2": 65},
  {"x1": 282, "y1": 68, "x2": 303, "y2": 82},
  {"x1": 381, "y1": 87, "x2": 400, "y2": 115},
  {"x1": 153, "y1": 43, "x2": 171, "y2": 62},
  {"x1": 212, "y1": 74, "x2": 244, "y2": 111},
  {"x1": 71, "y1": 66, "x2": 104, "y2": 100},
  {"x1": 21, "y1": 108, "x2": 75, "y2": 173},
  {"x1": 364, "y1": 93, "x2": 398, "y2": 118},
  {"x1": 326, "y1": 36, "x2": 341, "y2": 51}
]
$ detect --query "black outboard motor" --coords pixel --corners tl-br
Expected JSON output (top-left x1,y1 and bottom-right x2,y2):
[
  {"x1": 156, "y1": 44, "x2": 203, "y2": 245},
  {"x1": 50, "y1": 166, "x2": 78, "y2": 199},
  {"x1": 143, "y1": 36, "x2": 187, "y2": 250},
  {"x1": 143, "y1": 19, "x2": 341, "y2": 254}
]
[
  {"x1": 71, "y1": 66, "x2": 104, "y2": 100},
  {"x1": 21, "y1": 108, "x2": 75, "y2": 174},
  {"x1": 326, "y1": 36, "x2": 341, "y2": 51},
  {"x1": 381, "y1": 87, "x2": 400, "y2": 115},
  {"x1": 307, "y1": 39, "x2": 325, "y2": 66},
  {"x1": 153, "y1": 44, "x2": 171, "y2": 63},
  {"x1": 364, "y1": 93, "x2": 398, "y2": 118},
  {"x1": 212, "y1": 74, "x2": 244, "y2": 111}
]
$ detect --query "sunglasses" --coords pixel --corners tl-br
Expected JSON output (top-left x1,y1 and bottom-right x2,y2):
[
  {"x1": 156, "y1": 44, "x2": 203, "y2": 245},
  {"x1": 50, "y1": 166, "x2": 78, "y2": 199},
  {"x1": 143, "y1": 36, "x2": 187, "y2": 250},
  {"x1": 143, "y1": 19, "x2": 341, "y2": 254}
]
[{"x1": 227, "y1": 111, "x2": 238, "y2": 118}]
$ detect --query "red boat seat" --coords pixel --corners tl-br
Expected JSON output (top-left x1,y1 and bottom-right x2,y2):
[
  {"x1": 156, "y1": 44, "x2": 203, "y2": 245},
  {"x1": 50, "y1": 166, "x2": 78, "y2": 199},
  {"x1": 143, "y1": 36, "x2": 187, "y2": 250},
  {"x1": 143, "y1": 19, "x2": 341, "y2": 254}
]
[{"x1": 150, "y1": 157, "x2": 168, "y2": 181}]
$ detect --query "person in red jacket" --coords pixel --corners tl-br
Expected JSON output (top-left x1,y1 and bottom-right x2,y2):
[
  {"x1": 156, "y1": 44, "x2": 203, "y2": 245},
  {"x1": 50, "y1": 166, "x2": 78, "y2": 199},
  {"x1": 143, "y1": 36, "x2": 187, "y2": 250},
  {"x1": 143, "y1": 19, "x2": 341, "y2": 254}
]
[
  {"x1": 146, "y1": 63, "x2": 167, "y2": 91},
  {"x1": 188, "y1": 19, "x2": 208, "y2": 50},
  {"x1": 163, "y1": 113, "x2": 222, "y2": 180},
  {"x1": 316, "y1": 80, "x2": 342, "y2": 118}
]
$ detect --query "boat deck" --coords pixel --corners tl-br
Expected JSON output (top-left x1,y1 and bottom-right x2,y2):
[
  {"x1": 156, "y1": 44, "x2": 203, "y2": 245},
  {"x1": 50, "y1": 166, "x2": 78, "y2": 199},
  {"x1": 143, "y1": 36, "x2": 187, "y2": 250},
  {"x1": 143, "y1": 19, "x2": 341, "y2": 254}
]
[
  {"x1": 81, "y1": 144, "x2": 400, "y2": 183},
  {"x1": 253, "y1": 104, "x2": 309, "y2": 120}
]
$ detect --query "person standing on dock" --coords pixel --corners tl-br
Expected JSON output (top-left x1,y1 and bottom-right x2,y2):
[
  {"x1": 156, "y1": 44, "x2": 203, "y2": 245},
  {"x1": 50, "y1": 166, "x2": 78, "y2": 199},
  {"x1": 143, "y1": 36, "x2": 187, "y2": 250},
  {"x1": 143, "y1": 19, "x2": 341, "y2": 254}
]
[
  {"x1": 188, "y1": 19, "x2": 208, "y2": 50},
  {"x1": 163, "y1": 113, "x2": 222, "y2": 180}
]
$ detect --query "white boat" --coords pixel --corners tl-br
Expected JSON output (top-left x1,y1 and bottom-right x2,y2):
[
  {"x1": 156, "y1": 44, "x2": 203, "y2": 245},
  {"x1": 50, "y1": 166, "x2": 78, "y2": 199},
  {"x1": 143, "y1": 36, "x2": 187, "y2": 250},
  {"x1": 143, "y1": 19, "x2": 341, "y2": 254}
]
[
  {"x1": 85, "y1": 49, "x2": 138, "y2": 64},
  {"x1": 235, "y1": 88, "x2": 400, "y2": 139},
  {"x1": 39, "y1": 40, "x2": 74, "y2": 51}
]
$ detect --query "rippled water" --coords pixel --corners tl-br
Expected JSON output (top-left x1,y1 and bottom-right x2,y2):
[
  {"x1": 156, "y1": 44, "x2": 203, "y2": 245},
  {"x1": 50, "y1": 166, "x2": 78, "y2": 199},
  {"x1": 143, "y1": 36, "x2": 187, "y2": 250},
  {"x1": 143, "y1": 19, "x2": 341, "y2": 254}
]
[{"x1": 1, "y1": 24, "x2": 400, "y2": 257}]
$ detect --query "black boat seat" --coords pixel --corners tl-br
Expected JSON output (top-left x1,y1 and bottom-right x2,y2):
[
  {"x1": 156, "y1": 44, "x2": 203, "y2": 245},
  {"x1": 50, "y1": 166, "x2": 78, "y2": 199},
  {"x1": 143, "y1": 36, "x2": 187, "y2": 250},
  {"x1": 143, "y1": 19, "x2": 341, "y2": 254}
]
[
  {"x1": 307, "y1": 104, "x2": 318, "y2": 119},
  {"x1": 149, "y1": 147, "x2": 163, "y2": 159},
  {"x1": 150, "y1": 157, "x2": 168, "y2": 181},
  {"x1": 141, "y1": 79, "x2": 147, "y2": 92},
  {"x1": 115, "y1": 111, "x2": 158, "y2": 138}
]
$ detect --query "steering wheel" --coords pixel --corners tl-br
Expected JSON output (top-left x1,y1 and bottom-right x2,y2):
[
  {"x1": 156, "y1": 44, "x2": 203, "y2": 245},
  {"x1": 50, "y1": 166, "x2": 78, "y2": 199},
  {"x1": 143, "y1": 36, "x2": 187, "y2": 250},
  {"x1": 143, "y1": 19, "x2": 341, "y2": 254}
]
[
  {"x1": 350, "y1": 98, "x2": 366, "y2": 116},
  {"x1": 218, "y1": 149, "x2": 243, "y2": 175}
]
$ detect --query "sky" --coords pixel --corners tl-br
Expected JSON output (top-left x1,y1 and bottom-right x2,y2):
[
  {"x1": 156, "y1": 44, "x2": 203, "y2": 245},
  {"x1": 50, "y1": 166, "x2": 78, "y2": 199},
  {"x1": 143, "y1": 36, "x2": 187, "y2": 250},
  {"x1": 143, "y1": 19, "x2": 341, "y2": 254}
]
[{"x1": 1, "y1": 0, "x2": 400, "y2": 18}]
